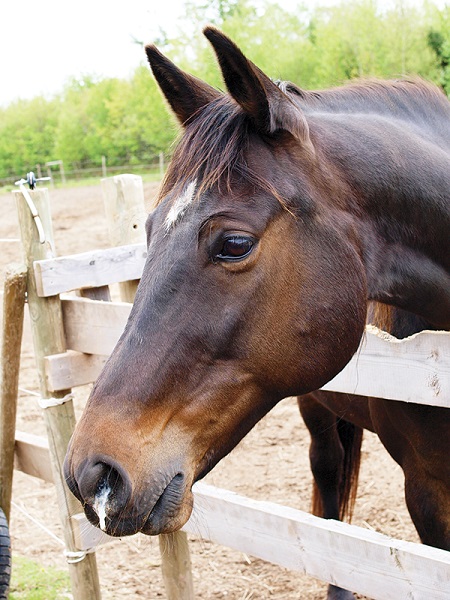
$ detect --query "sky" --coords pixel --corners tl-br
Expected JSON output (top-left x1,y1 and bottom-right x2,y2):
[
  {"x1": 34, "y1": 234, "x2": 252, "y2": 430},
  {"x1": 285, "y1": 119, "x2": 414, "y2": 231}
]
[
  {"x1": 1, "y1": 0, "x2": 182, "y2": 107},
  {"x1": 0, "y1": 0, "x2": 436, "y2": 108},
  {"x1": 0, "y1": 0, "x2": 327, "y2": 108}
]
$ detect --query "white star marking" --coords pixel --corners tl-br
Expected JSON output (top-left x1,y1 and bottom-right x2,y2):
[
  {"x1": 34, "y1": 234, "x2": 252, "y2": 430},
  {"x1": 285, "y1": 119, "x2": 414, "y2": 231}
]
[{"x1": 164, "y1": 180, "x2": 197, "y2": 232}]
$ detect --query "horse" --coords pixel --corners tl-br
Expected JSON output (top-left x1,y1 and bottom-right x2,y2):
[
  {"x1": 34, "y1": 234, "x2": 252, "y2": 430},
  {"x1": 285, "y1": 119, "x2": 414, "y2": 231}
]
[
  {"x1": 298, "y1": 304, "x2": 440, "y2": 598},
  {"x1": 64, "y1": 27, "x2": 450, "y2": 599}
]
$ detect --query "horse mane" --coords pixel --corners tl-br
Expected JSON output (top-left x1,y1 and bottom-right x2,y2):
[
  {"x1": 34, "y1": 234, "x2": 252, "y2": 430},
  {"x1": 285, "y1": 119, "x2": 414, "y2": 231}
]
[{"x1": 280, "y1": 77, "x2": 450, "y2": 123}]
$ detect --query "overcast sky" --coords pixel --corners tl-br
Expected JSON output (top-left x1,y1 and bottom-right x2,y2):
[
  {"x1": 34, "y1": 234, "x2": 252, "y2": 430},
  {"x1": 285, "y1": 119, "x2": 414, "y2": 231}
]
[
  {"x1": 1, "y1": 0, "x2": 432, "y2": 108},
  {"x1": 1, "y1": 0, "x2": 184, "y2": 107}
]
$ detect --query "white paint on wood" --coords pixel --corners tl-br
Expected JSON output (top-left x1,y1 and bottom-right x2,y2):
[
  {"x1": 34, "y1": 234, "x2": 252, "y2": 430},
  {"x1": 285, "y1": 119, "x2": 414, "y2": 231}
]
[
  {"x1": 33, "y1": 243, "x2": 147, "y2": 297},
  {"x1": 322, "y1": 326, "x2": 450, "y2": 407}
]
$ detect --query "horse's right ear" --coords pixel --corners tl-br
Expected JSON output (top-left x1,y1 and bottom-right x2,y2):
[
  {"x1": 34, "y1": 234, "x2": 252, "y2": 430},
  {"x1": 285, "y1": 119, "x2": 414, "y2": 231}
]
[
  {"x1": 145, "y1": 45, "x2": 220, "y2": 125},
  {"x1": 203, "y1": 27, "x2": 312, "y2": 147}
]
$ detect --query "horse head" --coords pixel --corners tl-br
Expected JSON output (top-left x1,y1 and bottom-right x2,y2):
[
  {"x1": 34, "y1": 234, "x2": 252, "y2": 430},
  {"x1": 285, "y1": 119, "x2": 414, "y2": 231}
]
[{"x1": 64, "y1": 28, "x2": 367, "y2": 536}]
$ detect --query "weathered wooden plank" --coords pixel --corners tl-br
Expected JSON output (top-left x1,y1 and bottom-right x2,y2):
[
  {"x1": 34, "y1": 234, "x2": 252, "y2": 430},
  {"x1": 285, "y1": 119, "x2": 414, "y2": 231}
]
[
  {"x1": 102, "y1": 175, "x2": 147, "y2": 303},
  {"x1": 33, "y1": 243, "x2": 147, "y2": 297},
  {"x1": 14, "y1": 431, "x2": 53, "y2": 484},
  {"x1": 322, "y1": 326, "x2": 450, "y2": 407},
  {"x1": 44, "y1": 351, "x2": 108, "y2": 392},
  {"x1": 158, "y1": 532, "x2": 195, "y2": 600},
  {"x1": 61, "y1": 297, "x2": 131, "y2": 355},
  {"x1": 0, "y1": 264, "x2": 27, "y2": 521},
  {"x1": 183, "y1": 484, "x2": 450, "y2": 600},
  {"x1": 60, "y1": 299, "x2": 450, "y2": 407}
]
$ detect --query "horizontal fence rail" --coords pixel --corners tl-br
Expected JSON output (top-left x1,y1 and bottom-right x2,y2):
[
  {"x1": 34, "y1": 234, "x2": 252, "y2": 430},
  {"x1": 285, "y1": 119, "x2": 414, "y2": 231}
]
[
  {"x1": 34, "y1": 245, "x2": 450, "y2": 406},
  {"x1": 44, "y1": 295, "x2": 450, "y2": 407},
  {"x1": 34, "y1": 243, "x2": 147, "y2": 296}
]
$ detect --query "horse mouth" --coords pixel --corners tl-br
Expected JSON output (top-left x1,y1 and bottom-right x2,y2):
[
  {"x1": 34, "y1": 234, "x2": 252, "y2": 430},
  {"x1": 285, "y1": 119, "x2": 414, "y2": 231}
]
[{"x1": 74, "y1": 472, "x2": 193, "y2": 537}]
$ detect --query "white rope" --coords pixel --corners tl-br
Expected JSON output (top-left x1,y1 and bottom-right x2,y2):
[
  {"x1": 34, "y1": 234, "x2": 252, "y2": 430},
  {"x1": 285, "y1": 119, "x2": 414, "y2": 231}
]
[
  {"x1": 37, "y1": 392, "x2": 74, "y2": 409},
  {"x1": 64, "y1": 550, "x2": 88, "y2": 564}
]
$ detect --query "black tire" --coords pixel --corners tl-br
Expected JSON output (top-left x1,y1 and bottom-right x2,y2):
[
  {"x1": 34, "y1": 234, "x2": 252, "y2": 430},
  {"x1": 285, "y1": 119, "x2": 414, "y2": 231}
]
[{"x1": 0, "y1": 508, "x2": 11, "y2": 599}]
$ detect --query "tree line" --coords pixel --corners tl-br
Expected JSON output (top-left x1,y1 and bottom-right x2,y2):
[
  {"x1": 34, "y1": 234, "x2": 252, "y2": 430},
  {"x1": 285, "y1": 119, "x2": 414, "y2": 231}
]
[{"x1": 1, "y1": 0, "x2": 449, "y2": 181}]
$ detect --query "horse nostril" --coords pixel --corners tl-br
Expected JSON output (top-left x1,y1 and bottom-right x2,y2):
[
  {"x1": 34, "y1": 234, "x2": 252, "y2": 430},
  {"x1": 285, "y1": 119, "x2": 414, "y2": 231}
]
[{"x1": 75, "y1": 456, "x2": 132, "y2": 521}]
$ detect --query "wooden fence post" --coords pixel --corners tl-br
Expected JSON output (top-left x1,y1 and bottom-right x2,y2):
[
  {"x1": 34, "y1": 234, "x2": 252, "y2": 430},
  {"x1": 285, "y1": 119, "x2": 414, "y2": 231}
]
[
  {"x1": 15, "y1": 188, "x2": 101, "y2": 600},
  {"x1": 101, "y1": 174, "x2": 195, "y2": 600},
  {"x1": 101, "y1": 174, "x2": 147, "y2": 303},
  {"x1": 0, "y1": 264, "x2": 27, "y2": 522}
]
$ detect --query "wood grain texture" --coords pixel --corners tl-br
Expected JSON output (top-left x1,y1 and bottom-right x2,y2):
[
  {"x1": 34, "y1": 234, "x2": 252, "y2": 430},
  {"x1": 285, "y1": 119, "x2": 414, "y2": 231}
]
[
  {"x1": 34, "y1": 243, "x2": 147, "y2": 297},
  {"x1": 15, "y1": 188, "x2": 101, "y2": 599},
  {"x1": 323, "y1": 326, "x2": 450, "y2": 407},
  {"x1": 0, "y1": 264, "x2": 27, "y2": 520}
]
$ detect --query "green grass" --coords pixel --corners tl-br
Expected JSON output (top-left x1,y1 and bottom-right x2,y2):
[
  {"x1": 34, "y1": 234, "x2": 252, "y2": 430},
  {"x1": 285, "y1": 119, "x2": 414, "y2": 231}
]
[{"x1": 9, "y1": 555, "x2": 71, "y2": 600}]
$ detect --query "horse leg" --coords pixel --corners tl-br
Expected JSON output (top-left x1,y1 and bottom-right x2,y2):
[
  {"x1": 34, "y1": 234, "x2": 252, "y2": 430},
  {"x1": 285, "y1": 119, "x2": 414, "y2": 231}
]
[
  {"x1": 298, "y1": 392, "x2": 364, "y2": 600},
  {"x1": 370, "y1": 399, "x2": 450, "y2": 550}
]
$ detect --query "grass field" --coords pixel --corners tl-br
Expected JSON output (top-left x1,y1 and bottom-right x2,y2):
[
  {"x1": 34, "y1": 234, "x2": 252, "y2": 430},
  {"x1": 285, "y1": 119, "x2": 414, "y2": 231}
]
[{"x1": 9, "y1": 555, "x2": 70, "y2": 600}]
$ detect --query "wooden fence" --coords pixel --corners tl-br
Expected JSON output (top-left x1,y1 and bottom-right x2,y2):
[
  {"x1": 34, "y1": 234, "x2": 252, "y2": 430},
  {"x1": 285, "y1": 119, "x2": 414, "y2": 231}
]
[{"x1": 3, "y1": 175, "x2": 450, "y2": 599}]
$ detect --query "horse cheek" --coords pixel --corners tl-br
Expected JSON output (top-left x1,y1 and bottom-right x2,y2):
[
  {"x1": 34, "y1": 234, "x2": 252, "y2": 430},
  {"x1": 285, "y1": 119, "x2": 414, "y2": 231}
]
[{"x1": 288, "y1": 237, "x2": 367, "y2": 395}]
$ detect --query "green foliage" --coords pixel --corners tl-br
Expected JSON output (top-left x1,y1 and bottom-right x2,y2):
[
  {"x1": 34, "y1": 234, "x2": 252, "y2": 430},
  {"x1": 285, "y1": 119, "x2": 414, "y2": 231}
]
[
  {"x1": 9, "y1": 555, "x2": 70, "y2": 599},
  {"x1": 1, "y1": 0, "x2": 449, "y2": 180},
  {"x1": 426, "y1": 5, "x2": 450, "y2": 94},
  {"x1": 54, "y1": 73, "x2": 176, "y2": 167},
  {"x1": 0, "y1": 96, "x2": 60, "y2": 176}
]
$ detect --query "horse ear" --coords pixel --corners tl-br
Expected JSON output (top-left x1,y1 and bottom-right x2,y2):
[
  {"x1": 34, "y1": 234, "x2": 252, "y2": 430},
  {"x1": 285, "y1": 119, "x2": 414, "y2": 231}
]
[
  {"x1": 203, "y1": 27, "x2": 311, "y2": 145},
  {"x1": 145, "y1": 45, "x2": 220, "y2": 125}
]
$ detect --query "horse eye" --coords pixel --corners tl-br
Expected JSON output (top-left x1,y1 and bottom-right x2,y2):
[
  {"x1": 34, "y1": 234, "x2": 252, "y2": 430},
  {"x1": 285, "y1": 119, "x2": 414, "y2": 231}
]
[{"x1": 216, "y1": 235, "x2": 255, "y2": 261}]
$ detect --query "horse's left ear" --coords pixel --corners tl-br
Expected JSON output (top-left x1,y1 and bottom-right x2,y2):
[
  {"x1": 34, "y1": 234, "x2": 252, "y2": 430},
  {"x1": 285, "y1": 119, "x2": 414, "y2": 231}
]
[{"x1": 203, "y1": 27, "x2": 311, "y2": 146}]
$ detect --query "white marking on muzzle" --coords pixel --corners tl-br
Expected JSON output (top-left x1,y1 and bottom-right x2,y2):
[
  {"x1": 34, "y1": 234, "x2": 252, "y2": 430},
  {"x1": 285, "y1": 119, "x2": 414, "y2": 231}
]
[
  {"x1": 164, "y1": 180, "x2": 197, "y2": 232},
  {"x1": 93, "y1": 483, "x2": 111, "y2": 531}
]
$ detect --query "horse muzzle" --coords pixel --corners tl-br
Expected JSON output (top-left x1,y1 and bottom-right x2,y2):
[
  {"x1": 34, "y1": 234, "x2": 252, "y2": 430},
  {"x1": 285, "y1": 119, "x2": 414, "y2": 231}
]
[{"x1": 64, "y1": 451, "x2": 194, "y2": 536}]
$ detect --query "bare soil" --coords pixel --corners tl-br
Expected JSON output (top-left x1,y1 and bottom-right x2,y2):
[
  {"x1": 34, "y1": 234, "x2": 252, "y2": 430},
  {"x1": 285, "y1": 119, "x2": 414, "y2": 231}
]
[{"x1": 0, "y1": 182, "x2": 419, "y2": 599}]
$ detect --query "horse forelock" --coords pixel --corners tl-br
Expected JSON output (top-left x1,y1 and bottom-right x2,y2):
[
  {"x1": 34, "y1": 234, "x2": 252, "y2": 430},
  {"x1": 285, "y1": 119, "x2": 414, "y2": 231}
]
[
  {"x1": 158, "y1": 96, "x2": 250, "y2": 204},
  {"x1": 157, "y1": 95, "x2": 299, "y2": 217}
]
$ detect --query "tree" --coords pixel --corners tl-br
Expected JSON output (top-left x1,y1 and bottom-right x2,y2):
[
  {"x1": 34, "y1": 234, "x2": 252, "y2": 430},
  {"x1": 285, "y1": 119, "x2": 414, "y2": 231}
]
[{"x1": 0, "y1": 96, "x2": 59, "y2": 178}]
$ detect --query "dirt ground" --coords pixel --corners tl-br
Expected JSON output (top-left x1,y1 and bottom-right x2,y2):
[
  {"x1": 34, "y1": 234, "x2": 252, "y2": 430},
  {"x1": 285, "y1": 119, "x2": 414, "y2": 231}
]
[{"x1": 0, "y1": 181, "x2": 419, "y2": 599}]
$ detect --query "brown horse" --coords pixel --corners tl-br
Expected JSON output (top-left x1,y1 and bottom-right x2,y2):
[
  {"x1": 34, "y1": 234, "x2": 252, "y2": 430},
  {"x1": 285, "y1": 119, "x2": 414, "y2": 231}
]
[
  {"x1": 298, "y1": 305, "x2": 440, "y2": 598},
  {"x1": 64, "y1": 28, "x2": 450, "y2": 599}
]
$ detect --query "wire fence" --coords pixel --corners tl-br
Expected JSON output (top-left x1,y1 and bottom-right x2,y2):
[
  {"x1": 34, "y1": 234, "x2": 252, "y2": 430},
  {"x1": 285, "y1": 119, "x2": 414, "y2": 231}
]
[{"x1": 0, "y1": 153, "x2": 166, "y2": 188}]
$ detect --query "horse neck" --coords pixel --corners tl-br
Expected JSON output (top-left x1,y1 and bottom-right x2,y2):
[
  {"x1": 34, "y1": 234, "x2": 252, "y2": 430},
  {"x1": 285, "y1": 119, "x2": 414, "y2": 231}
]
[{"x1": 309, "y1": 117, "x2": 450, "y2": 329}]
